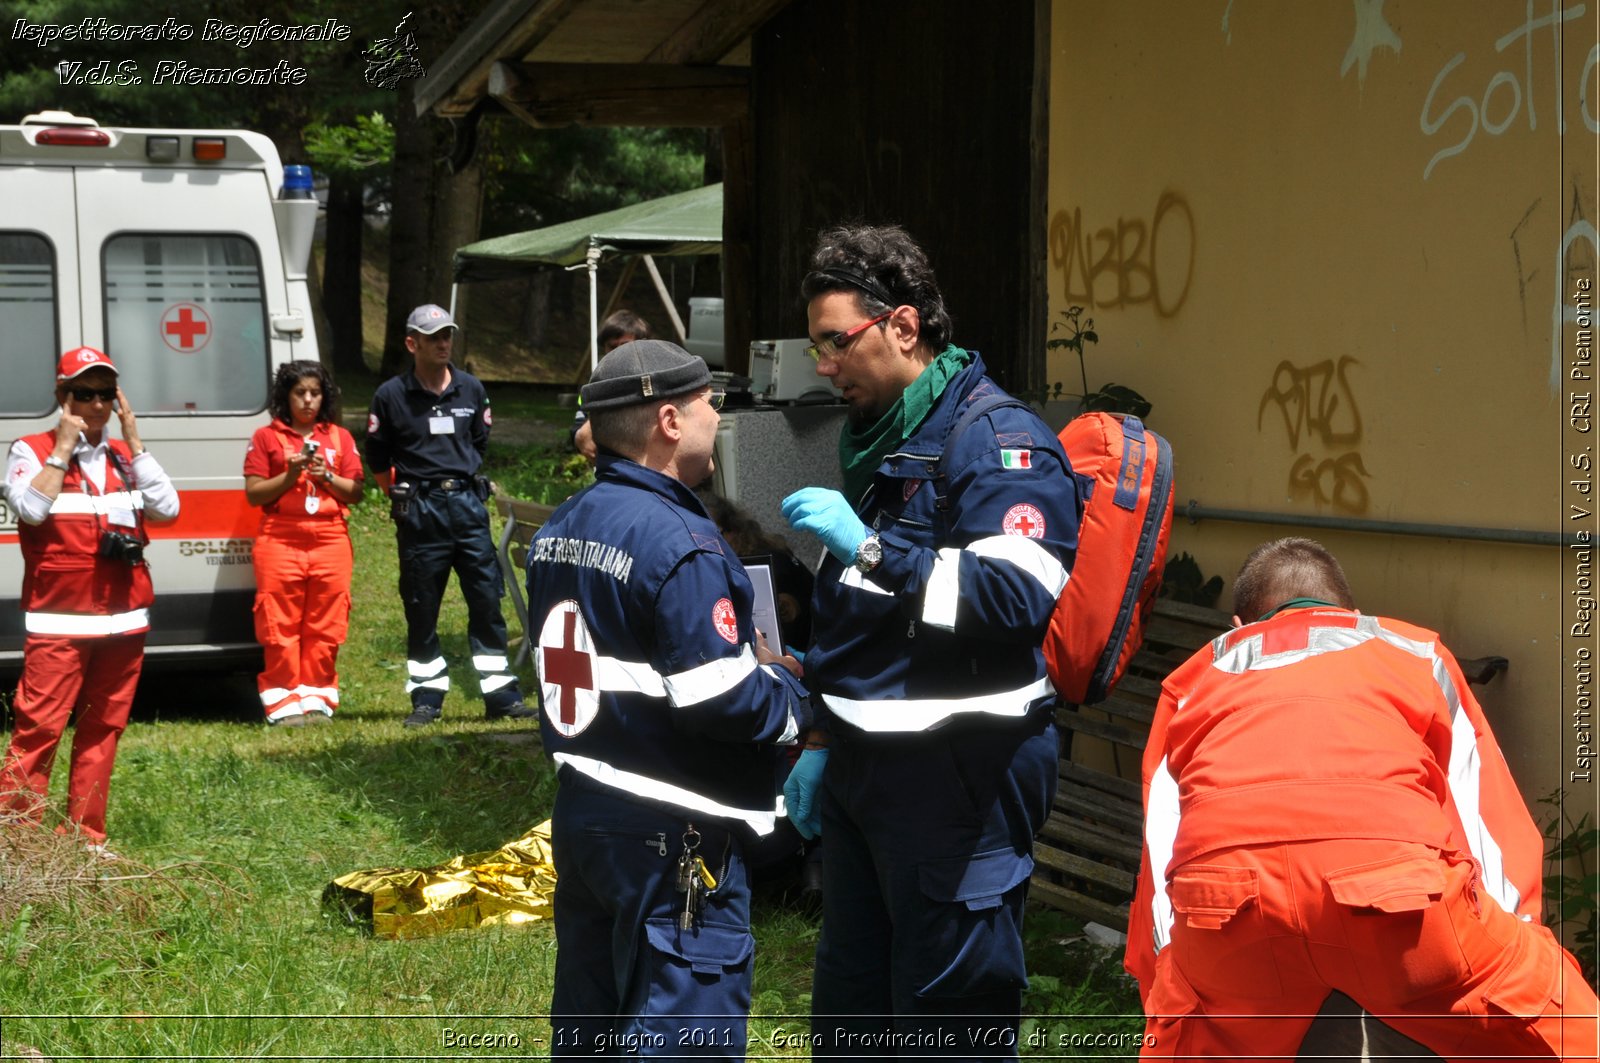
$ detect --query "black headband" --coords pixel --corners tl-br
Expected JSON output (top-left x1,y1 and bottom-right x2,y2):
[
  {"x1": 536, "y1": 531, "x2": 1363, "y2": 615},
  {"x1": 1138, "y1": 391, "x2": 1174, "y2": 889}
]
[{"x1": 807, "y1": 267, "x2": 901, "y2": 311}]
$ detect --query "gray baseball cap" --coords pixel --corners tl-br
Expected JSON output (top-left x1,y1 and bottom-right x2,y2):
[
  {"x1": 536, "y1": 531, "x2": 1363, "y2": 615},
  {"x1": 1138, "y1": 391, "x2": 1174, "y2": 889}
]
[
  {"x1": 580, "y1": 340, "x2": 711, "y2": 411},
  {"x1": 406, "y1": 304, "x2": 457, "y2": 334}
]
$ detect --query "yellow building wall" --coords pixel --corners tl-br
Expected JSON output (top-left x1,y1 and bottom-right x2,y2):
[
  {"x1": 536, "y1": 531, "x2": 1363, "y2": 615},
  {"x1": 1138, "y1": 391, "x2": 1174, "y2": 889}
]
[{"x1": 1048, "y1": 0, "x2": 1598, "y2": 810}]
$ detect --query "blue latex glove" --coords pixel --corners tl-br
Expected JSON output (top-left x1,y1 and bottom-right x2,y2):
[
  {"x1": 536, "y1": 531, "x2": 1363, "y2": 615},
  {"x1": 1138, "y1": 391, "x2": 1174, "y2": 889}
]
[
  {"x1": 783, "y1": 747, "x2": 829, "y2": 840},
  {"x1": 781, "y1": 487, "x2": 869, "y2": 566}
]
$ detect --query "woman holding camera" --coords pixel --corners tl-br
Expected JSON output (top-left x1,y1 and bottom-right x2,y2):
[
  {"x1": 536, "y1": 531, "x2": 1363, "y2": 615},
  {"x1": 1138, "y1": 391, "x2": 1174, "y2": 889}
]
[
  {"x1": 1, "y1": 347, "x2": 179, "y2": 853},
  {"x1": 244, "y1": 360, "x2": 363, "y2": 726}
]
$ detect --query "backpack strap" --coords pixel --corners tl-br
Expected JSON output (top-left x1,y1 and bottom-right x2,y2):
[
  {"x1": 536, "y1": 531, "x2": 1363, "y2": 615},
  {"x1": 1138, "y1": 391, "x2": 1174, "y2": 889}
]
[{"x1": 931, "y1": 389, "x2": 1032, "y2": 514}]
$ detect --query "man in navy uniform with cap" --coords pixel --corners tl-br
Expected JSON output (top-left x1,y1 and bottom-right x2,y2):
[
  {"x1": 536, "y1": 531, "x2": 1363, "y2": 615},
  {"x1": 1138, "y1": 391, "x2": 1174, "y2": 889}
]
[
  {"x1": 365, "y1": 303, "x2": 533, "y2": 726},
  {"x1": 526, "y1": 339, "x2": 810, "y2": 1057}
]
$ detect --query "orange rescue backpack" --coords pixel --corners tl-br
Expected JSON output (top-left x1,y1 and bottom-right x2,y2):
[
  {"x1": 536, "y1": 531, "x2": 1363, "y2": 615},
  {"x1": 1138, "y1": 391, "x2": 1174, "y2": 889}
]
[{"x1": 1048, "y1": 412, "x2": 1175, "y2": 703}]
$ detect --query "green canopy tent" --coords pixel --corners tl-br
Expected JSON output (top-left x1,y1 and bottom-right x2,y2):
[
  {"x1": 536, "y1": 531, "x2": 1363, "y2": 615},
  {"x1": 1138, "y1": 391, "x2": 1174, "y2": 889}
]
[{"x1": 452, "y1": 182, "x2": 722, "y2": 374}]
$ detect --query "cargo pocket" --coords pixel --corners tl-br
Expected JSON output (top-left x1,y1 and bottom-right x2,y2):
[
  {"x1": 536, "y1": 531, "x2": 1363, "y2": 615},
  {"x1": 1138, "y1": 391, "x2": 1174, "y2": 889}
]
[
  {"x1": 1325, "y1": 850, "x2": 1469, "y2": 1003},
  {"x1": 643, "y1": 917, "x2": 754, "y2": 982},
  {"x1": 1143, "y1": 949, "x2": 1202, "y2": 1054},
  {"x1": 1167, "y1": 864, "x2": 1282, "y2": 998},
  {"x1": 911, "y1": 848, "x2": 1032, "y2": 999},
  {"x1": 1480, "y1": 919, "x2": 1560, "y2": 1019}
]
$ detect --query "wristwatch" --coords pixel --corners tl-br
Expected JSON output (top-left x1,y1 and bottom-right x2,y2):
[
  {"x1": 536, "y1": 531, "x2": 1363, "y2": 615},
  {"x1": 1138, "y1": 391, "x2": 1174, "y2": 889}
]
[
  {"x1": 44, "y1": 455, "x2": 70, "y2": 472},
  {"x1": 853, "y1": 534, "x2": 883, "y2": 574}
]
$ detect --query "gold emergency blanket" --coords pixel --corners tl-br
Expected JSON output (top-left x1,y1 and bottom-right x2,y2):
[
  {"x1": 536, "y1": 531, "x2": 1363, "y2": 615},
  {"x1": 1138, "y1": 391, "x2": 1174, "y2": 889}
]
[{"x1": 321, "y1": 820, "x2": 556, "y2": 940}]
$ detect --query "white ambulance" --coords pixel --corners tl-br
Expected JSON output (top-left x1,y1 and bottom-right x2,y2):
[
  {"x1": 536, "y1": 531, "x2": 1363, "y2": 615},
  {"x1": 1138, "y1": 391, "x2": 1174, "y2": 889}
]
[{"x1": 0, "y1": 110, "x2": 320, "y2": 668}]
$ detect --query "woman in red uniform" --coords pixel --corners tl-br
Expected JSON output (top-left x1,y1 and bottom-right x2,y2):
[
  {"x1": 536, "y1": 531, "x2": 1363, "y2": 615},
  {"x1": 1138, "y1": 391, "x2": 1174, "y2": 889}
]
[
  {"x1": 2, "y1": 347, "x2": 180, "y2": 852},
  {"x1": 244, "y1": 361, "x2": 363, "y2": 726}
]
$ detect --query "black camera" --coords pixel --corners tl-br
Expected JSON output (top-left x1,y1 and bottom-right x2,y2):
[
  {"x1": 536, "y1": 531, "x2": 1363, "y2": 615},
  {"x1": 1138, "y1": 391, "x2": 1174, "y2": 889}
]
[{"x1": 99, "y1": 529, "x2": 145, "y2": 565}]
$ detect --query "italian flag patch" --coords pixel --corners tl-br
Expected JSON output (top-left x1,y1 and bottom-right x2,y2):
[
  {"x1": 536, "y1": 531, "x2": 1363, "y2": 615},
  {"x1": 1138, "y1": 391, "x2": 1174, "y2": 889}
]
[{"x1": 1000, "y1": 448, "x2": 1032, "y2": 470}]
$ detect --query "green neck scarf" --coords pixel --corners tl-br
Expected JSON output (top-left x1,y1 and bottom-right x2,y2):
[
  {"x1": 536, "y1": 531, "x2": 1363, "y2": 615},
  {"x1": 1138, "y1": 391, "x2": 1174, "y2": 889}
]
[
  {"x1": 838, "y1": 345, "x2": 971, "y2": 505},
  {"x1": 1257, "y1": 597, "x2": 1339, "y2": 622}
]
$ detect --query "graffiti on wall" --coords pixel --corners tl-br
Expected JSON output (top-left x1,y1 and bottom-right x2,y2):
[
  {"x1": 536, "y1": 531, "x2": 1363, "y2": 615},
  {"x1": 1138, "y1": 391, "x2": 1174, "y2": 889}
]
[
  {"x1": 1419, "y1": 0, "x2": 1598, "y2": 181},
  {"x1": 1048, "y1": 192, "x2": 1195, "y2": 317},
  {"x1": 1341, "y1": 0, "x2": 1402, "y2": 87},
  {"x1": 1259, "y1": 356, "x2": 1371, "y2": 513}
]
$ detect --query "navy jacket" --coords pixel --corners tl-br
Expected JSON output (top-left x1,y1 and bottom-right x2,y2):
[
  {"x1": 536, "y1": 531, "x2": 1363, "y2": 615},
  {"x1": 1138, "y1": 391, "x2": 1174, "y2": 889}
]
[
  {"x1": 527, "y1": 457, "x2": 810, "y2": 834},
  {"x1": 807, "y1": 353, "x2": 1081, "y2": 734}
]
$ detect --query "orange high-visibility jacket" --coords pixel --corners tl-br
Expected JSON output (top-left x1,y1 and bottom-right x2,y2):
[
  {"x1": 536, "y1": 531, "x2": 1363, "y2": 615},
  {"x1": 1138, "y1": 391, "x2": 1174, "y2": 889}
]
[{"x1": 1125, "y1": 607, "x2": 1543, "y2": 995}]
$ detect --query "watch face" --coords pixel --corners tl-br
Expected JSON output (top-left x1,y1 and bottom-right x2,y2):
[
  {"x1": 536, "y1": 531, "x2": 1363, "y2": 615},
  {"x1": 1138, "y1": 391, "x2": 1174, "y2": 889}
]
[{"x1": 855, "y1": 536, "x2": 882, "y2": 572}]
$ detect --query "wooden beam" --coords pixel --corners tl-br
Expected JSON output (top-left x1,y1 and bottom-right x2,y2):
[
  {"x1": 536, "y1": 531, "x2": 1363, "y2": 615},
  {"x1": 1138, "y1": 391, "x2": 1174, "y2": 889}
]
[
  {"x1": 646, "y1": 0, "x2": 794, "y2": 64},
  {"x1": 417, "y1": 0, "x2": 584, "y2": 119},
  {"x1": 489, "y1": 61, "x2": 750, "y2": 127}
]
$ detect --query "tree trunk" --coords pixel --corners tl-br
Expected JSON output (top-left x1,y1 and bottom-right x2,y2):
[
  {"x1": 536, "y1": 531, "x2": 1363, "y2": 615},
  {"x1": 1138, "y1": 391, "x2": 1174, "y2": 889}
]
[
  {"x1": 523, "y1": 272, "x2": 553, "y2": 351},
  {"x1": 428, "y1": 150, "x2": 484, "y2": 367},
  {"x1": 382, "y1": 80, "x2": 435, "y2": 378},
  {"x1": 323, "y1": 170, "x2": 367, "y2": 377}
]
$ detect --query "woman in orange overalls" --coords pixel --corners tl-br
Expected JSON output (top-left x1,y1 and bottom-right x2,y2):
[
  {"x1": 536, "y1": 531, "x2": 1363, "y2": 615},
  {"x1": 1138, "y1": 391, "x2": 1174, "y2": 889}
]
[{"x1": 244, "y1": 361, "x2": 363, "y2": 726}]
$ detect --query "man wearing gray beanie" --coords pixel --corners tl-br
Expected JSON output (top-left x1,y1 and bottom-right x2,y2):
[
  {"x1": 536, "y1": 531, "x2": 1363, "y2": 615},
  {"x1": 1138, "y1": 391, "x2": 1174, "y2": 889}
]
[{"x1": 525, "y1": 340, "x2": 811, "y2": 1057}]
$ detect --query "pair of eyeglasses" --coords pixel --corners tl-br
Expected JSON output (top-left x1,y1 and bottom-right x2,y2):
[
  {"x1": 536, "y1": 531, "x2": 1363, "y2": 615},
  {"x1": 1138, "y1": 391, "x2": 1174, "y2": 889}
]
[
  {"x1": 806, "y1": 310, "x2": 893, "y2": 362},
  {"x1": 705, "y1": 388, "x2": 726, "y2": 412},
  {"x1": 71, "y1": 387, "x2": 117, "y2": 403}
]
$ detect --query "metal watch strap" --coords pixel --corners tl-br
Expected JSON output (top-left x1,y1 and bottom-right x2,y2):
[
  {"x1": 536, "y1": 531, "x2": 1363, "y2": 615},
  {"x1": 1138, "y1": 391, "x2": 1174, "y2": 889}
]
[
  {"x1": 44, "y1": 455, "x2": 70, "y2": 471},
  {"x1": 853, "y1": 534, "x2": 883, "y2": 574}
]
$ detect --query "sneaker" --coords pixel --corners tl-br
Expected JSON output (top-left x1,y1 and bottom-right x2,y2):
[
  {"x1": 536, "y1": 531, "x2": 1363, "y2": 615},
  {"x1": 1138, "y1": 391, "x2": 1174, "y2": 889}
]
[
  {"x1": 84, "y1": 841, "x2": 120, "y2": 862},
  {"x1": 403, "y1": 705, "x2": 442, "y2": 727},
  {"x1": 272, "y1": 713, "x2": 308, "y2": 728},
  {"x1": 300, "y1": 695, "x2": 334, "y2": 721},
  {"x1": 485, "y1": 700, "x2": 537, "y2": 721},
  {"x1": 302, "y1": 711, "x2": 331, "y2": 725}
]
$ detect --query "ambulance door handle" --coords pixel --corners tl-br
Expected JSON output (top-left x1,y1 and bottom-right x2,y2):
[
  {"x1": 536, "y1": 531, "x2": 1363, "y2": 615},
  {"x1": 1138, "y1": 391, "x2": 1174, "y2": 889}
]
[{"x1": 271, "y1": 312, "x2": 305, "y2": 335}]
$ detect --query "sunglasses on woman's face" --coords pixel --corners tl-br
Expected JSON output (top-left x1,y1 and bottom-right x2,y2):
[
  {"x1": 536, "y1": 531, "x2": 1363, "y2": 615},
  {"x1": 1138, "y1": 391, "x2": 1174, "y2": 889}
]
[{"x1": 70, "y1": 387, "x2": 117, "y2": 403}]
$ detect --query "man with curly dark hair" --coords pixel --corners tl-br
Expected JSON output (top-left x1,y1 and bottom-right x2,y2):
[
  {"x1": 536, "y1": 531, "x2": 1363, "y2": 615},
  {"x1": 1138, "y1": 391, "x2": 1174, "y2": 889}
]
[{"x1": 781, "y1": 224, "x2": 1081, "y2": 1056}]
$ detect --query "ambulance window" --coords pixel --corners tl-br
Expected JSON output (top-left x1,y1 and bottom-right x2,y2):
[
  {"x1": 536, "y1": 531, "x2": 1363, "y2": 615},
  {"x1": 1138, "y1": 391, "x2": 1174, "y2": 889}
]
[
  {"x1": 0, "y1": 233, "x2": 58, "y2": 416},
  {"x1": 102, "y1": 234, "x2": 268, "y2": 414}
]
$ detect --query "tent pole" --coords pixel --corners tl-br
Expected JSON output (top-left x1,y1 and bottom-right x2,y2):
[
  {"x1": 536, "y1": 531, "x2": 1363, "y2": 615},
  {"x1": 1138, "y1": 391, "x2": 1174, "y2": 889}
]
[
  {"x1": 642, "y1": 254, "x2": 688, "y2": 343},
  {"x1": 587, "y1": 241, "x2": 602, "y2": 375}
]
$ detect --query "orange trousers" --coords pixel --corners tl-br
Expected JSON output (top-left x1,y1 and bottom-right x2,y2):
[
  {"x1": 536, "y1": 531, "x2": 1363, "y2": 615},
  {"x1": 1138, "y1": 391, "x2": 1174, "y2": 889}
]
[
  {"x1": 1, "y1": 633, "x2": 145, "y2": 842},
  {"x1": 252, "y1": 520, "x2": 353, "y2": 720},
  {"x1": 1142, "y1": 839, "x2": 1598, "y2": 1062}
]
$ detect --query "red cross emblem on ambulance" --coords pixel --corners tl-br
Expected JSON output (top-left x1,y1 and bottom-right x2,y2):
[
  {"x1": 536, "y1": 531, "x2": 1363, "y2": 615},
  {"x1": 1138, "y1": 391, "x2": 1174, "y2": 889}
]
[
  {"x1": 538, "y1": 600, "x2": 600, "y2": 736},
  {"x1": 161, "y1": 302, "x2": 212, "y2": 353}
]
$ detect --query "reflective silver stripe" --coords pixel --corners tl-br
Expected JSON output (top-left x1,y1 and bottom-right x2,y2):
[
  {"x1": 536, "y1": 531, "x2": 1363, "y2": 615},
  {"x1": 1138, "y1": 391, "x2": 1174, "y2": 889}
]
[
  {"x1": 480, "y1": 673, "x2": 518, "y2": 694},
  {"x1": 24, "y1": 608, "x2": 149, "y2": 636},
  {"x1": 1145, "y1": 752, "x2": 1181, "y2": 955},
  {"x1": 1437, "y1": 654, "x2": 1519, "y2": 914},
  {"x1": 823, "y1": 675, "x2": 1055, "y2": 732},
  {"x1": 295, "y1": 685, "x2": 338, "y2": 702},
  {"x1": 267, "y1": 702, "x2": 304, "y2": 722},
  {"x1": 592, "y1": 655, "x2": 668, "y2": 697},
  {"x1": 405, "y1": 675, "x2": 451, "y2": 693},
  {"x1": 46, "y1": 491, "x2": 145, "y2": 515},
  {"x1": 663, "y1": 645, "x2": 758, "y2": 707},
  {"x1": 922, "y1": 547, "x2": 963, "y2": 629},
  {"x1": 1209, "y1": 614, "x2": 1522, "y2": 915},
  {"x1": 260, "y1": 687, "x2": 294, "y2": 708},
  {"x1": 836, "y1": 565, "x2": 892, "y2": 596},
  {"x1": 472, "y1": 653, "x2": 510, "y2": 673},
  {"x1": 407, "y1": 656, "x2": 447, "y2": 678},
  {"x1": 921, "y1": 537, "x2": 1069, "y2": 632},
  {"x1": 760, "y1": 664, "x2": 802, "y2": 744},
  {"x1": 552, "y1": 752, "x2": 781, "y2": 835}
]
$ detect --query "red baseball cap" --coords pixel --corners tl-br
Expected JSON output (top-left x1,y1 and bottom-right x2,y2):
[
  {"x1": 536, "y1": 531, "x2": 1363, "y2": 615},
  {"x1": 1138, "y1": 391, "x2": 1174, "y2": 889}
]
[{"x1": 57, "y1": 347, "x2": 119, "y2": 381}]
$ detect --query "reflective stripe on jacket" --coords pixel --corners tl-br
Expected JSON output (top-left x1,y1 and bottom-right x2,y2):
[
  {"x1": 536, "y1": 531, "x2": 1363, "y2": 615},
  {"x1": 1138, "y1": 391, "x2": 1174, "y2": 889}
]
[
  {"x1": 527, "y1": 457, "x2": 810, "y2": 834},
  {"x1": 806, "y1": 353, "x2": 1081, "y2": 734},
  {"x1": 16, "y1": 432, "x2": 155, "y2": 637}
]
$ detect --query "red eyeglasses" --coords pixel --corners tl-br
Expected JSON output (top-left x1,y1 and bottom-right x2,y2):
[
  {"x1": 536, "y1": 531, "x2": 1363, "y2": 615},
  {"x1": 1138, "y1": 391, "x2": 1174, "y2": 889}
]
[{"x1": 806, "y1": 310, "x2": 893, "y2": 362}]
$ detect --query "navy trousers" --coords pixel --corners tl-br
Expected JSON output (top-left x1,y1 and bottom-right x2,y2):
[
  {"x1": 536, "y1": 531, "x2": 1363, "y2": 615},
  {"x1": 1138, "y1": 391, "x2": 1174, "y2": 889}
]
[
  {"x1": 810, "y1": 717, "x2": 1059, "y2": 1061},
  {"x1": 393, "y1": 487, "x2": 521, "y2": 711},
  {"x1": 550, "y1": 776, "x2": 754, "y2": 1059}
]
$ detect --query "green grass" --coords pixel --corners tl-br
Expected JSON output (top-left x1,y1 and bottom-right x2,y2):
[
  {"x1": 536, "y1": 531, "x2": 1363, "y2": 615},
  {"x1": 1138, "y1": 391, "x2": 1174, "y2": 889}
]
[{"x1": 0, "y1": 423, "x2": 1139, "y2": 1059}]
